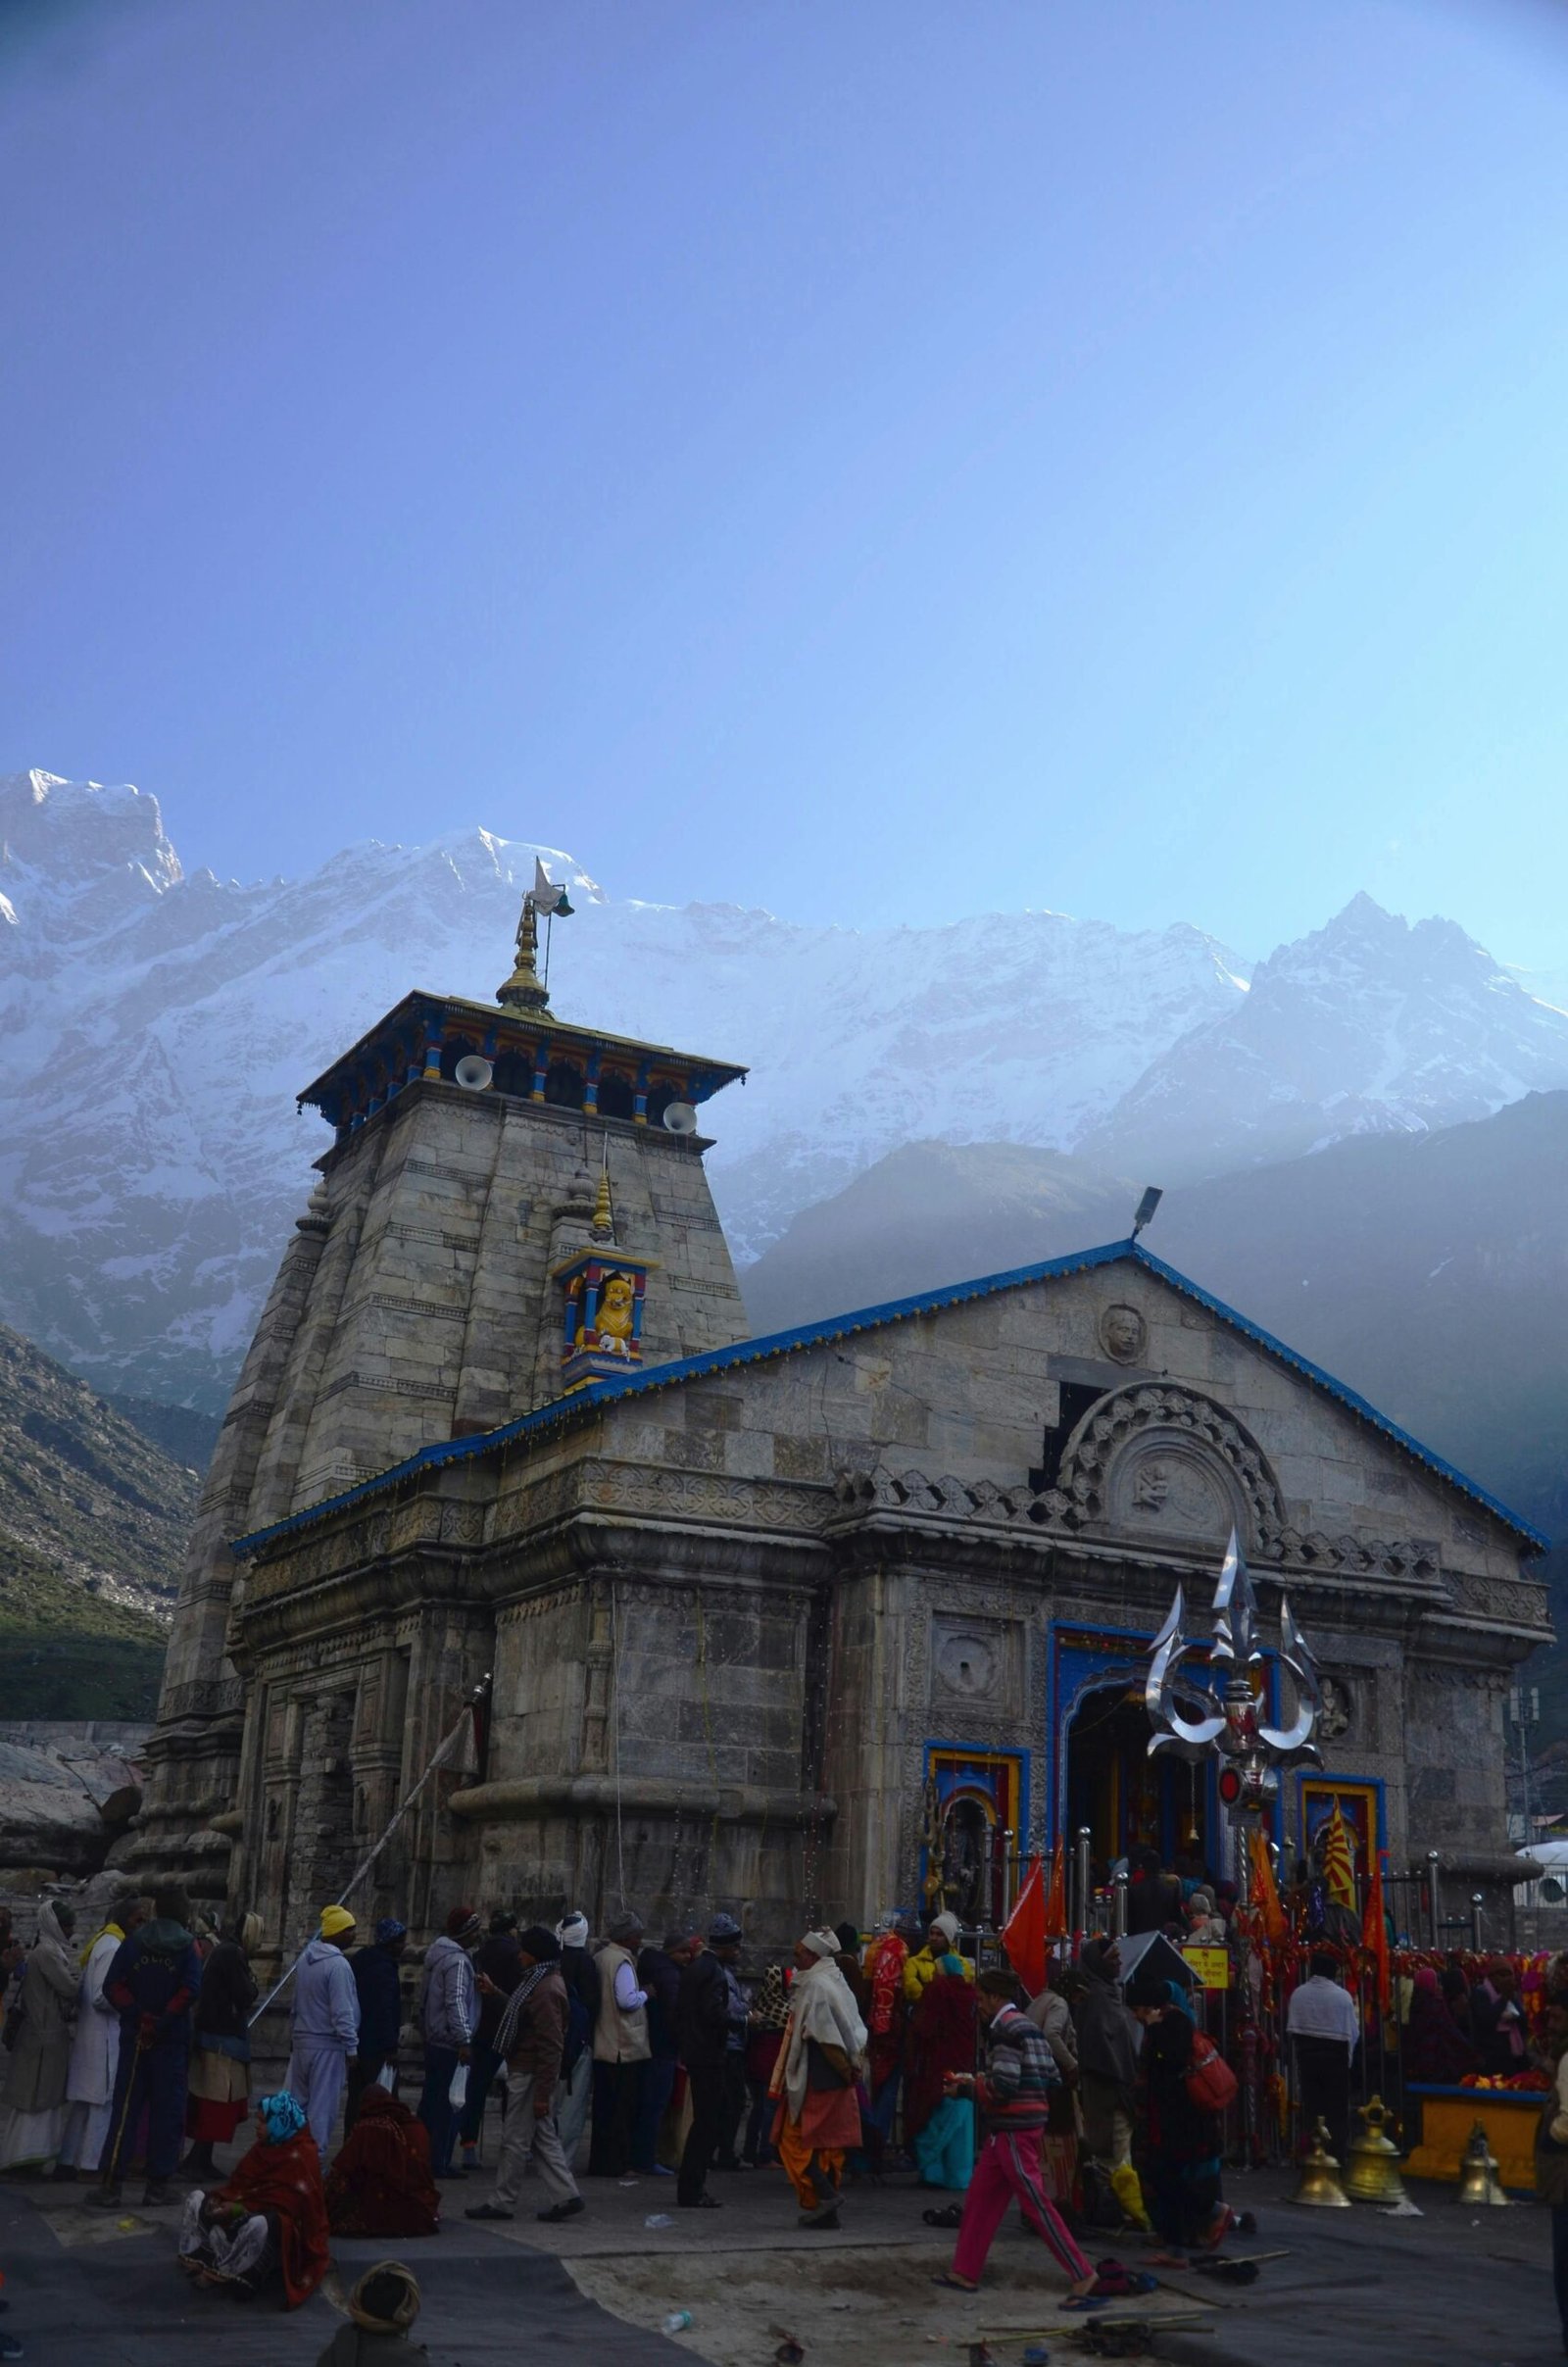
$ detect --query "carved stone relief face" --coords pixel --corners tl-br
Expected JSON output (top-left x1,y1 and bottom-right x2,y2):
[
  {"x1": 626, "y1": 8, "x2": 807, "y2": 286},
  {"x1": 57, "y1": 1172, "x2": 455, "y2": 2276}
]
[{"x1": 1100, "y1": 1304, "x2": 1148, "y2": 1364}]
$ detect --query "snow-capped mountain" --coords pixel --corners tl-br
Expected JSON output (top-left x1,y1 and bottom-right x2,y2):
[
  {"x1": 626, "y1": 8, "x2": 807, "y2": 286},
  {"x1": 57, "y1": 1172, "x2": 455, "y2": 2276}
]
[
  {"x1": 4, "y1": 765, "x2": 1565, "y2": 1410},
  {"x1": 1080, "y1": 891, "x2": 1568, "y2": 1181}
]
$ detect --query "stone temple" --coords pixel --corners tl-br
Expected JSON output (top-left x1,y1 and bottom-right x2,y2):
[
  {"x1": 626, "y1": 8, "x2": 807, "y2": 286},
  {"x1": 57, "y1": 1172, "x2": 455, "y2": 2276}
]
[{"x1": 126, "y1": 895, "x2": 1552, "y2": 1962}]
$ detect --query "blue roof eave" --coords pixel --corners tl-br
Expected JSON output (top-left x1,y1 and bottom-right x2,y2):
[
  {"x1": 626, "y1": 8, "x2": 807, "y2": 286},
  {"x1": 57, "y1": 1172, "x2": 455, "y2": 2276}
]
[{"x1": 229, "y1": 1237, "x2": 1548, "y2": 1558}]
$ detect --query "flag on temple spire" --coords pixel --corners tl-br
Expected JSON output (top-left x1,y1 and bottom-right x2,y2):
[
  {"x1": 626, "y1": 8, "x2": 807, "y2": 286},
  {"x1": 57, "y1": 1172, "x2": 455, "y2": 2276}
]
[
  {"x1": 1044, "y1": 1835, "x2": 1067, "y2": 1940},
  {"x1": 1002, "y1": 1852, "x2": 1048, "y2": 1995},
  {"x1": 1321, "y1": 1800, "x2": 1358, "y2": 1911},
  {"x1": 1364, "y1": 1850, "x2": 1391, "y2": 2013},
  {"x1": 1248, "y1": 1825, "x2": 1288, "y2": 1946}
]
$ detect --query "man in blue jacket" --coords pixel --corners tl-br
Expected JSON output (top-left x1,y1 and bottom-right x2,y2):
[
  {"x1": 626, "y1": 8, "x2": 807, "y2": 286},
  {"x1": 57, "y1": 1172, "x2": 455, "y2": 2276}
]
[
  {"x1": 83, "y1": 1884, "x2": 203, "y2": 2208},
  {"x1": 345, "y1": 1916, "x2": 407, "y2": 2134}
]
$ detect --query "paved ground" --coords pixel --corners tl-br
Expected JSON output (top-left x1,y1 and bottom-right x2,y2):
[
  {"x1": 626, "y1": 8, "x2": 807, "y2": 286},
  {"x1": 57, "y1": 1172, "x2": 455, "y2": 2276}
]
[{"x1": 1, "y1": 2150, "x2": 1562, "y2": 2366}]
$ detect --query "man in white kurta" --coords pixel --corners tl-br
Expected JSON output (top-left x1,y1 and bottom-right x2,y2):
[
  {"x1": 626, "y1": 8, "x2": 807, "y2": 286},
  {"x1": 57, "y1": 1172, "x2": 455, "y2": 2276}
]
[{"x1": 57, "y1": 1895, "x2": 146, "y2": 2178}]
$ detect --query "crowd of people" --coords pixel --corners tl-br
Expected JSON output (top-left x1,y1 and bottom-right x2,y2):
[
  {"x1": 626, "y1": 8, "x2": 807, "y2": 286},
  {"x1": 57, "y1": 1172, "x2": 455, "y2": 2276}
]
[{"x1": 9, "y1": 1867, "x2": 1568, "y2": 2350}]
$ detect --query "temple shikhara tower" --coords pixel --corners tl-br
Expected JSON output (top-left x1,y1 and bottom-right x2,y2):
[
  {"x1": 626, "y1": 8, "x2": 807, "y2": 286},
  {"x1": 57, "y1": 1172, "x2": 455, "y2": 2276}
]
[{"x1": 128, "y1": 883, "x2": 1551, "y2": 1960}]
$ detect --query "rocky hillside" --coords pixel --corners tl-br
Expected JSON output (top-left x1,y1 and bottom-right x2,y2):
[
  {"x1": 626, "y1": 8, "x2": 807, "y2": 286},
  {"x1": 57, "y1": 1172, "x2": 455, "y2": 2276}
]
[{"x1": 0, "y1": 1319, "x2": 197, "y2": 1715}]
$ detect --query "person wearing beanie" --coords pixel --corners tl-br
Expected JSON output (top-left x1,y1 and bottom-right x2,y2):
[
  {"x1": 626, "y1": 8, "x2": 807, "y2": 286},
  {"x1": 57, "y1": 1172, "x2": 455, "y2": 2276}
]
[
  {"x1": 346, "y1": 1919, "x2": 408, "y2": 2137},
  {"x1": 466, "y1": 1926, "x2": 583, "y2": 2225},
  {"x1": 553, "y1": 1911, "x2": 601, "y2": 2171},
  {"x1": 904, "y1": 1911, "x2": 974, "y2": 2006},
  {"x1": 417, "y1": 1908, "x2": 482, "y2": 2180},
  {"x1": 314, "y1": 2259, "x2": 430, "y2": 2364},
  {"x1": 285, "y1": 1906, "x2": 362, "y2": 2156},
  {"x1": 589, "y1": 1912, "x2": 649, "y2": 2179}
]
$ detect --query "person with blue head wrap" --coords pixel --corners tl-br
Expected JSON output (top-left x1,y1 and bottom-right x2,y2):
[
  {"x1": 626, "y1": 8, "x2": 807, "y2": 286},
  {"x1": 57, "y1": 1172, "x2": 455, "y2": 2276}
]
[
  {"x1": 345, "y1": 1915, "x2": 410, "y2": 2137},
  {"x1": 177, "y1": 2087, "x2": 329, "y2": 2307},
  {"x1": 259, "y1": 2091, "x2": 308, "y2": 2144}
]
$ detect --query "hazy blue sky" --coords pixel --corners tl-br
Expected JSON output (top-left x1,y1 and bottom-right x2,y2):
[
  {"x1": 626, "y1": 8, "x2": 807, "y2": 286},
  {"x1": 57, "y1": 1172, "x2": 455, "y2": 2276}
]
[{"x1": 5, "y1": 0, "x2": 1568, "y2": 963}]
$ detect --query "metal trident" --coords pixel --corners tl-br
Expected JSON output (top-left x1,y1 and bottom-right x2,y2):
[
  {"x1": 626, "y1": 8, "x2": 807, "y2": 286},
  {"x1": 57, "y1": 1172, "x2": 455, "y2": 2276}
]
[{"x1": 1145, "y1": 1527, "x2": 1324, "y2": 1761}]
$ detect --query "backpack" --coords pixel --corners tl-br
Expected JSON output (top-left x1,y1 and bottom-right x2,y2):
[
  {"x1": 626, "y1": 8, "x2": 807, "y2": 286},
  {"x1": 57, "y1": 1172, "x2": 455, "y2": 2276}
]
[{"x1": 1185, "y1": 2028, "x2": 1239, "y2": 2113}]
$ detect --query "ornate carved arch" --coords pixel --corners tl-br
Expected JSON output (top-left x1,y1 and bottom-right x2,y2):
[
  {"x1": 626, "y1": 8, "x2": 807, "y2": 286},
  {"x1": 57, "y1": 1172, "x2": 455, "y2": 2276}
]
[{"x1": 1052, "y1": 1384, "x2": 1286, "y2": 1556}]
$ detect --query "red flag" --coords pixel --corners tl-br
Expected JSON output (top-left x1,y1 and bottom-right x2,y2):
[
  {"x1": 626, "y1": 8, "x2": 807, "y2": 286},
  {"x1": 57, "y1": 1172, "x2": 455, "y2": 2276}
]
[
  {"x1": 1044, "y1": 1836, "x2": 1067, "y2": 1940},
  {"x1": 1003, "y1": 1852, "x2": 1048, "y2": 1995},
  {"x1": 1364, "y1": 1850, "x2": 1391, "y2": 2014}
]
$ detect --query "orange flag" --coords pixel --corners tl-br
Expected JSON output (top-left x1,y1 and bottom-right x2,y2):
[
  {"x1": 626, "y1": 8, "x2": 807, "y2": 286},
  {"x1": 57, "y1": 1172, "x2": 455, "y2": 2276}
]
[
  {"x1": 1003, "y1": 1851, "x2": 1048, "y2": 1995},
  {"x1": 1044, "y1": 1835, "x2": 1067, "y2": 1939},
  {"x1": 1248, "y1": 1825, "x2": 1288, "y2": 1947},
  {"x1": 1364, "y1": 1850, "x2": 1391, "y2": 2013}
]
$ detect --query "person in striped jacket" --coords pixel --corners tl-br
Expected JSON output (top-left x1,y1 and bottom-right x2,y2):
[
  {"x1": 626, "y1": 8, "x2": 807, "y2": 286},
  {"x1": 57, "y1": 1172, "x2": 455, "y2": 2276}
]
[{"x1": 935, "y1": 1969, "x2": 1130, "y2": 2307}]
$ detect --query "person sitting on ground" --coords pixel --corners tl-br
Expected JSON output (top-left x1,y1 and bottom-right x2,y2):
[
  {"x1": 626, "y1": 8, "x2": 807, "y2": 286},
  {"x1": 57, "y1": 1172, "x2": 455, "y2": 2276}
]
[
  {"x1": 934, "y1": 1969, "x2": 1132, "y2": 2306},
  {"x1": 178, "y1": 2089, "x2": 330, "y2": 2307},
  {"x1": 770, "y1": 1930, "x2": 868, "y2": 2232},
  {"x1": 315, "y1": 2260, "x2": 430, "y2": 2365},
  {"x1": 903, "y1": 1912, "x2": 972, "y2": 2006},
  {"x1": 326, "y1": 2084, "x2": 440, "y2": 2240}
]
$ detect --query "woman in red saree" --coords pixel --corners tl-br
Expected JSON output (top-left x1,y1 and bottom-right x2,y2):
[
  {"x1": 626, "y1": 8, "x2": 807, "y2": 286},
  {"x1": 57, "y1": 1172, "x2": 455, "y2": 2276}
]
[
  {"x1": 326, "y1": 2084, "x2": 440, "y2": 2238},
  {"x1": 905, "y1": 1955, "x2": 977, "y2": 2142},
  {"x1": 178, "y1": 2090, "x2": 330, "y2": 2308}
]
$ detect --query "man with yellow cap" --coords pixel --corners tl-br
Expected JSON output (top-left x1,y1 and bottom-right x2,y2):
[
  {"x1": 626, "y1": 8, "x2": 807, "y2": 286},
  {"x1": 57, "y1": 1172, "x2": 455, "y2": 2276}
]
[{"x1": 287, "y1": 1905, "x2": 362, "y2": 2154}]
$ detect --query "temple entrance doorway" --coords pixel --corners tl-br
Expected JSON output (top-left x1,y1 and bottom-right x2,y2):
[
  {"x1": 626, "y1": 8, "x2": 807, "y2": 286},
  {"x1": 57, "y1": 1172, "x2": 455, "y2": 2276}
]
[{"x1": 1064, "y1": 1683, "x2": 1212, "y2": 1873}]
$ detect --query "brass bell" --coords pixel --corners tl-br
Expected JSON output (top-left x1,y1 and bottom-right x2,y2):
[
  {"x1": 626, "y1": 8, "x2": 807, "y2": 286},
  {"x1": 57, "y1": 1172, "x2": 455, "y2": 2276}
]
[
  {"x1": 1454, "y1": 2119, "x2": 1513, "y2": 2208},
  {"x1": 1293, "y1": 2118, "x2": 1352, "y2": 2207},
  {"x1": 1344, "y1": 2095, "x2": 1409, "y2": 2207}
]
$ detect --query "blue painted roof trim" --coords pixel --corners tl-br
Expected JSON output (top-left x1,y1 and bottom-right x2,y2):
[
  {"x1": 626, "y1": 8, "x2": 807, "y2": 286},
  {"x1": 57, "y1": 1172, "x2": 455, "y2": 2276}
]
[{"x1": 230, "y1": 1237, "x2": 1548, "y2": 1556}]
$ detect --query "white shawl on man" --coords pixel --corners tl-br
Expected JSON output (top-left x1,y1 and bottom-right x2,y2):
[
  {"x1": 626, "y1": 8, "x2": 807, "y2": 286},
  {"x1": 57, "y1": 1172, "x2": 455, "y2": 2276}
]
[{"x1": 781, "y1": 1956, "x2": 867, "y2": 2120}]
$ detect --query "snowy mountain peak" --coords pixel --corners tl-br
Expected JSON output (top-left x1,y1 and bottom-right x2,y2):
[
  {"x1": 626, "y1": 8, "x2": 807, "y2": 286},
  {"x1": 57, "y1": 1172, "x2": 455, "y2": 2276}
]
[
  {"x1": 1, "y1": 768, "x2": 1563, "y2": 1408},
  {"x1": 0, "y1": 768, "x2": 182, "y2": 894},
  {"x1": 1081, "y1": 888, "x2": 1568, "y2": 1182}
]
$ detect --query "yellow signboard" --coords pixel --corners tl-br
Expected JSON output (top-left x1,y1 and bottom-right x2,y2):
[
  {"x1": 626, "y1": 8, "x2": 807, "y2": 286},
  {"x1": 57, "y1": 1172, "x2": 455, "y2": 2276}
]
[{"x1": 1182, "y1": 1946, "x2": 1230, "y2": 1990}]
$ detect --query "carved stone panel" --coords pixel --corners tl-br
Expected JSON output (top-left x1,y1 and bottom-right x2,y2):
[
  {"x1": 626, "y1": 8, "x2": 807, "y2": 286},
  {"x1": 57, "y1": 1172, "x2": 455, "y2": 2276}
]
[
  {"x1": 930, "y1": 1613, "x2": 1023, "y2": 1718},
  {"x1": 1105, "y1": 1438, "x2": 1241, "y2": 1547}
]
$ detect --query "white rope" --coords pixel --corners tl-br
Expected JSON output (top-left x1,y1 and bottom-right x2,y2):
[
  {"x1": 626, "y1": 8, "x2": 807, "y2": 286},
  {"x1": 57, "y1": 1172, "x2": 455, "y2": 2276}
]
[
  {"x1": 248, "y1": 1681, "x2": 487, "y2": 2027},
  {"x1": 610, "y1": 1577, "x2": 627, "y2": 1908}
]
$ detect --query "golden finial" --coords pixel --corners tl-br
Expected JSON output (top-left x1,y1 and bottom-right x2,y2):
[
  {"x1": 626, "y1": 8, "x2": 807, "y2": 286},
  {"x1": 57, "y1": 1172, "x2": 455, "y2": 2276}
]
[
  {"x1": 589, "y1": 1162, "x2": 615, "y2": 1243},
  {"x1": 497, "y1": 894, "x2": 552, "y2": 1015}
]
